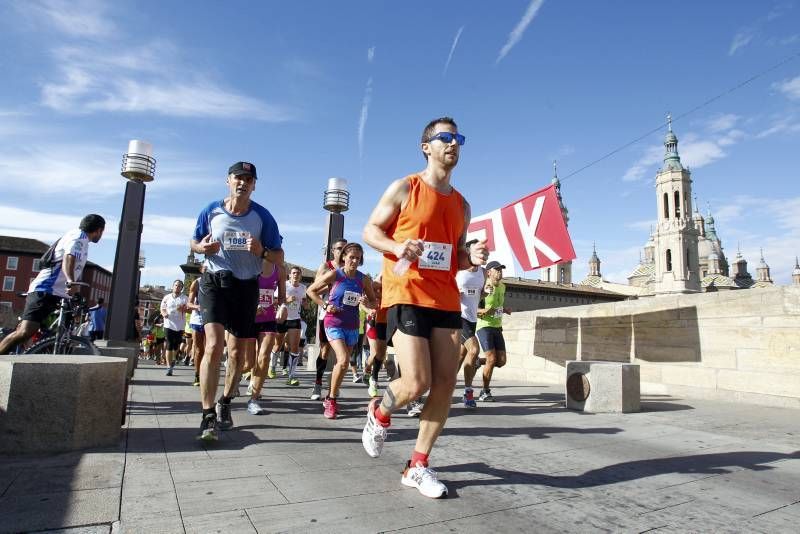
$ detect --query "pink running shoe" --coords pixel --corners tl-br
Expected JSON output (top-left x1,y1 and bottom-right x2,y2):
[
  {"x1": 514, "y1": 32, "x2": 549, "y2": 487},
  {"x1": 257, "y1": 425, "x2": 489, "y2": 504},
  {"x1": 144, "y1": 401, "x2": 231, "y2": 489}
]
[{"x1": 323, "y1": 397, "x2": 338, "y2": 419}]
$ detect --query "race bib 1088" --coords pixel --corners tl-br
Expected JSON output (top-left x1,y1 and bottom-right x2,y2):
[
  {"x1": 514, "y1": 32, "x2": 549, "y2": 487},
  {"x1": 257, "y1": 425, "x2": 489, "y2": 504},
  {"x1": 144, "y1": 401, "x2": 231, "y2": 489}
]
[{"x1": 223, "y1": 231, "x2": 251, "y2": 251}]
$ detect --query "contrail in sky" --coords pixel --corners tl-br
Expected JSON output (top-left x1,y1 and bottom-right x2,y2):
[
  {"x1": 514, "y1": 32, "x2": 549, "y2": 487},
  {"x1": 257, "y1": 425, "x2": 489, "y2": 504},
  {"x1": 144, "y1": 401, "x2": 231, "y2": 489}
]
[
  {"x1": 496, "y1": 0, "x2": 545, "y2": 64},
  {"x1": 358, "y1": 76, "x2": 373, "y2": 164},
  {"x1": 443, "y1": 26, "x2": 464, "y2": 77}
]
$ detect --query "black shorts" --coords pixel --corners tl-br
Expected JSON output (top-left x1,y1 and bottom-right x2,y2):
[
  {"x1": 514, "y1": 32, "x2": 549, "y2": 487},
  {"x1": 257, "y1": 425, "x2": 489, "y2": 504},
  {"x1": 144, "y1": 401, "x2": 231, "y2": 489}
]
[
  {"x1": 374, "y1": 322, "x2": 387, "y2": 341},
  {"x1": 387, "y1": 304, "x2": 461, "y2": 340},
  {"x1": 20, "y1": 291, "x2": 60, "y2": 324},
  {"x1": 284, "y1": 319, "x2": 301, "y2": 330},
  {"x1": 155, "y1": 337, "x2": 165, "y2": 345},
  {"x1": 460, "y1": 319, "x2": 477, "y2": 345},
  {"x1": 317, "y1": 318, "x2": 328, "y2": 344},
  {"x1": 477, "y1": 327, "x2": 506, "y2": 352},
  {"x1": 256, "y1": 321, "x2": 277, "y2": 333},
  {"x1": 199, "y1": 271, "x2": 259, "y2": 339},
  {"x1": 165, "y1": 328, "x2": 183, "y2": 351},
  {"x1": 276, "y1": 321, "x2": 288, "y2": 334}
]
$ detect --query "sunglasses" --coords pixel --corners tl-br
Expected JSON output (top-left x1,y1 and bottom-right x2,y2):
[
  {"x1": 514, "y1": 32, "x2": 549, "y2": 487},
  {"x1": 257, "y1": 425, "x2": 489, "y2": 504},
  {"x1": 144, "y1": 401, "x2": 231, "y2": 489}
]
[{"x1": 427, "y1": 132, "x2": 466, "y2": 146}]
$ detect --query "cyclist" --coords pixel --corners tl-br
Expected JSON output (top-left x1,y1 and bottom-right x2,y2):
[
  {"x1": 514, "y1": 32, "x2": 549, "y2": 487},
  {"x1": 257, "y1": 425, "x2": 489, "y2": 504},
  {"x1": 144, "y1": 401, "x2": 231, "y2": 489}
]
[{"x1": 0, "y1": 214, "x2": 105, "y2": 355}]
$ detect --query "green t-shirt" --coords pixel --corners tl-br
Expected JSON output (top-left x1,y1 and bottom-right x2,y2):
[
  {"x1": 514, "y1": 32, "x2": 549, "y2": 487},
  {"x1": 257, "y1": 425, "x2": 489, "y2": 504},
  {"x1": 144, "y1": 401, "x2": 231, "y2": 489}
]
[
  {"x1": 477, "y1": 282, "x2": 505, "y2": 330},
  {"x1": 153, "y1": 325, "x2": 165, "y2": 339}
]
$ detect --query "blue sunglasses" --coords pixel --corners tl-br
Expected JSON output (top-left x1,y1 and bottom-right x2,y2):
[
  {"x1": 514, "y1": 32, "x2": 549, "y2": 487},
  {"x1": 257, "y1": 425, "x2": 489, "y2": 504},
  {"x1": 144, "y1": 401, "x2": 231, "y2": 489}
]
[{"x1": 427, "y1": 132, "x2": 466, "y2": 146}]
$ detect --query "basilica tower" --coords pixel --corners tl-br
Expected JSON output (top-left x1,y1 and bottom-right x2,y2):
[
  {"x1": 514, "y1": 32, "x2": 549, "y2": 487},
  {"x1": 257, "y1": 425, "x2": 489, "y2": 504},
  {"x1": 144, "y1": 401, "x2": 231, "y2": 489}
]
[
  {"x1": 540, "y1": 161, "x2": 572, "y2": 284},
  {"x1": 653, "y1": 117, "x2": 700, "y2": 294}
]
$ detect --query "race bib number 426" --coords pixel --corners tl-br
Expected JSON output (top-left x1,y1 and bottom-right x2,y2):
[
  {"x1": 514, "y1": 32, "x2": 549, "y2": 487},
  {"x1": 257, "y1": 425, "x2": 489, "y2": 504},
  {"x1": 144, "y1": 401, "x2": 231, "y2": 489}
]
[
  {"x1": 418, "y1": 242, "x2": 452, "y2": 271},
  {"x1": 223, "y1": 231, "x2": 251, "y2": 251}
]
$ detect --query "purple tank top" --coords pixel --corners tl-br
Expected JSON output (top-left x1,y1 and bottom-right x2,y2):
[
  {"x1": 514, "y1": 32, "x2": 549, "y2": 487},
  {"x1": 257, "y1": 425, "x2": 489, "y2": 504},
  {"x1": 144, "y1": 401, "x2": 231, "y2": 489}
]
[
  {"x1": 324, "y1": 268, "x2": 364, "y2": 330},
  {"x1": 255, "y1": 265, "x2": 279, "y2": 323}
]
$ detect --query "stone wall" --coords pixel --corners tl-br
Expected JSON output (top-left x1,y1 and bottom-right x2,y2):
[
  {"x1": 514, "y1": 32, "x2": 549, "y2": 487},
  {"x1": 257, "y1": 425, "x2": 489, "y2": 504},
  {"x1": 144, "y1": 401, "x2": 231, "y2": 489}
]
[{"x1": 490, "y1": 286, "x2": 800, "y2": 409}]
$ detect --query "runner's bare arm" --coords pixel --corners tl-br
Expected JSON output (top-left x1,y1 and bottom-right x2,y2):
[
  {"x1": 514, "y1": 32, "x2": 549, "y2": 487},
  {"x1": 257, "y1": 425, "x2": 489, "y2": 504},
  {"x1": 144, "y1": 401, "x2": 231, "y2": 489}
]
[
  {"x1": 456, "y1": 201, "x2": 488, "y2": 269},
  {"x1": 277, "y1": 263, "x2": 287, "y2": 305},
  {"x1": 306, "y1": 269, "x2": 337, "y2": 308},
  {"x1": 363, "y1": 178, "x2": 420, "y2": 259},
  {"x1": 187, "y1": 280, "x2": 200, "y2": 311},
  {"x1": 190, "y1": 235, "x2": 221, "y2": 255},
  {"x1": 362, "y1": 275, "x2": 377, "y2": 310}
]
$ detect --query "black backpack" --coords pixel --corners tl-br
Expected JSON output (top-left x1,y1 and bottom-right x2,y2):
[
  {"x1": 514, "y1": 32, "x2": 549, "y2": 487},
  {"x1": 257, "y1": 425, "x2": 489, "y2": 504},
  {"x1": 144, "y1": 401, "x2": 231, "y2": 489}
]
[{"x1": 39, "y1": 238, "x2": 61, "y2": 269}]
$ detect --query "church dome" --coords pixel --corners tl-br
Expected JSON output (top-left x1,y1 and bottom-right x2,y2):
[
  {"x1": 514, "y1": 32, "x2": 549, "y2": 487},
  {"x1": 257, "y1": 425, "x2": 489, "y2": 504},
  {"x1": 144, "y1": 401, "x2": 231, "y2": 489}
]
[{"x1": 697, "y1": 235, "x2": 722, "y2": 262}]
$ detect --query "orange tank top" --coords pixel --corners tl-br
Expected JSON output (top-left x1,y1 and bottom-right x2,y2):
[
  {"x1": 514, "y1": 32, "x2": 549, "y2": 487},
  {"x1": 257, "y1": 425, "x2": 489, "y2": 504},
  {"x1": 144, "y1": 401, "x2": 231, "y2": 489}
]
[{"x1": 381, "y1": 174, "x2": 465, "y2": 312}]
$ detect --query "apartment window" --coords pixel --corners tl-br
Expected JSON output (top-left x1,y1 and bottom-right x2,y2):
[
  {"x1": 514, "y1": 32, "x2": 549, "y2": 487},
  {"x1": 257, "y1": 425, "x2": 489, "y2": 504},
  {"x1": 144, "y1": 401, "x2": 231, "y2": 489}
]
[
  {"x1": 3, "y1": 276, "x2": 15, "y2": 291},
  {"x1": 32, "y1": 259, "x2": 41, "y2": 272},
  {"x1": 0, "y1": 301, "x2": 11, "y2": 311},
  {"x1": 6, "y1": 257, "x2": 18, "y2": 270}
]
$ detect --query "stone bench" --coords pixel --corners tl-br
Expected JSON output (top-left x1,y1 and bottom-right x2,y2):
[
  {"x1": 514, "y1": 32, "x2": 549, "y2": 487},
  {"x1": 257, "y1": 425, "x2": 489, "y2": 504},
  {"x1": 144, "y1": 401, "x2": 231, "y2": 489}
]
[
  {"x1": 565, "y1": 360, "x2": 640, "y2": 413},
  {"x1": 0, "y1": 355, "x2": 127, "y2": 454},
  {"x1": 95, "y1": 340, "x2": 139, "y2": 378}
]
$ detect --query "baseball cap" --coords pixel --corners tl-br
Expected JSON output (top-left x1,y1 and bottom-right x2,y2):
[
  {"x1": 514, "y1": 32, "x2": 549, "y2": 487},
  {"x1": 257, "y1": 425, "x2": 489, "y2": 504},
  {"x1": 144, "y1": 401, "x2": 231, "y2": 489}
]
[
  {"x1": 228, "y1": 161, "x2": 257, "y2": 179},
  {"x1": 486, "y1": 260, "x2": 506, "y2": 271}
]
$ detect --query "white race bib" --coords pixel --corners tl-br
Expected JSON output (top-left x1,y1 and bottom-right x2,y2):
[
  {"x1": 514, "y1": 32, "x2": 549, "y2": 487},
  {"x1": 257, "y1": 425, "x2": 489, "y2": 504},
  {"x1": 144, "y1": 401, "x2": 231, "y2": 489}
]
[
  {"x1": 494, "y1": 307, "x2": 504, "y2": 318},
  {"x1": 418, "y1": 242, "x2": 452, "y2": 271},
  {"x1": 342, "y1": 290, "x2": 360, "y2": 306},
  {"x1": 259, "y1": 288, "x2": 274, "y2": 306},
  {"x1": 223, "y1": 231, "x2": 250, "y2": 251},
  {"x1": 465, "y1": 288, "x2": 478, "y2": 297}
]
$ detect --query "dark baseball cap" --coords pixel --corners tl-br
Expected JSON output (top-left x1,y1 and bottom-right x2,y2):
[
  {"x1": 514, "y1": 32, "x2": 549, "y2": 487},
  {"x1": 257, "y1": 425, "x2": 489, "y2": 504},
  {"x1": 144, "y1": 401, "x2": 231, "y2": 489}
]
[
  {"x1": 228, "y1": 161, "x2": 257, "y2": 179},
  {"x1": 486, "y1": 260, "x2": 506, "y2": 271}
]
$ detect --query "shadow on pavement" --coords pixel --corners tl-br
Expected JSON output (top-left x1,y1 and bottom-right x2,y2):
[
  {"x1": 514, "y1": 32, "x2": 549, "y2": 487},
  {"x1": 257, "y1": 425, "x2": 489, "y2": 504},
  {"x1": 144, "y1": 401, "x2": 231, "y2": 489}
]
[{"x1": 438, "y1": 450, "x2": 800, "y2": 494}]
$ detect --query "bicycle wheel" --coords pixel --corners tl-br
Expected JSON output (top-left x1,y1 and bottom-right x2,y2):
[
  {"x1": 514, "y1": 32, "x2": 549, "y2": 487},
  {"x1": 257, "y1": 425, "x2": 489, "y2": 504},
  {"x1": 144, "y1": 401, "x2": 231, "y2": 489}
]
[{"x1": 25, "y1": 335, "x2": 100, "y2": 355}]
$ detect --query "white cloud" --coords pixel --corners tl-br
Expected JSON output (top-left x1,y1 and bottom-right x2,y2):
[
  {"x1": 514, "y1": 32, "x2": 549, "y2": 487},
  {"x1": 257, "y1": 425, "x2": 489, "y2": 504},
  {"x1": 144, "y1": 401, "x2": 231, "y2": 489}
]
[
  {"x1": 367, "y1": 46, "x2": 375, "y2": 63},
  {"x1": 729, "y1": 28, "x2": 755, "y2": 55},
  {"x1": 496, "y1": 0, "x2": 545, "y2": 64},
  {"x1": 38, "y1": 37, "x2": 294, "y2": 121},
  {"x1": 705, "y1": 113, "x2": 740, "y2": 133},
  {"x1": 679, "y1": 135, "x2": 726, "y2": 168},
  {"x1": 358, "y1": 77, "x2": 373, "y2": 163},
  {"x1": 24, "y1": 0, "x2": 116, "y2": 38},
  {"x1": 443, "y1": 26, "x2": 464, "y2": 76},
  {"x1": 774, "y1": 75, "x2": 800, "y2": 100},
  {"x1": 622, "y1": 145, "x2": 662, "y2": 182},
  {"x1": 755, "y1": 114, "x2": 800, "y2": 138},
  {"x1": 625, "y1": 219, "x2": 657, "y2": 232}
]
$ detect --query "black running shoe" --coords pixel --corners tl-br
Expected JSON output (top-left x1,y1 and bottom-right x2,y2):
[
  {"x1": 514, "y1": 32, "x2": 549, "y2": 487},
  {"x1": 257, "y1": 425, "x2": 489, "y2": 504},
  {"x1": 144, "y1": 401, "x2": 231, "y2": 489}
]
[
  {"x1": 216, "y1": 401, "x2": 233, "y2": 430},
  {"x1": 197, "y1": 413, "x2": 218, "y2": 442}
]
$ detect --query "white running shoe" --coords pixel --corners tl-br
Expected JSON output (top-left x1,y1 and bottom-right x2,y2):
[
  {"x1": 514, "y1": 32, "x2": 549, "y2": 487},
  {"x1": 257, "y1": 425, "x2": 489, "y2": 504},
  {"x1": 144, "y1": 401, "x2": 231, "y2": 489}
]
[
  {"x1": 310, "y1": 383, "x2": 322, "y2": 400},
  {"x1": 247, "y1": 399, "x2": 263, "y2": 415},
  {"x1": 401, "y1": 462, "x2": 448, "y2": 498},
  {"x1": 407, "y1": 400, "x2": 423, "y2": 417},
  {"x1": 352, "y1": 373, "x2": 362, "y2": 383},
  {"x1": 246, "y1": 382, "x2": 254, "y2": 396},
  {"x1": 362, "y1": 399, "x2": 388, "y2": 458}
]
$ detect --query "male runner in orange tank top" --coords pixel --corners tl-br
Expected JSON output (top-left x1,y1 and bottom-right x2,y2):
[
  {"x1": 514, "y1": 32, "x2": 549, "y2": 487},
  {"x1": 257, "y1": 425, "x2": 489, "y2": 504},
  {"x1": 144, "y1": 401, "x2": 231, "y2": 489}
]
[{"x1": 361, "y1": 116, "x2": 488, "y2": 498}]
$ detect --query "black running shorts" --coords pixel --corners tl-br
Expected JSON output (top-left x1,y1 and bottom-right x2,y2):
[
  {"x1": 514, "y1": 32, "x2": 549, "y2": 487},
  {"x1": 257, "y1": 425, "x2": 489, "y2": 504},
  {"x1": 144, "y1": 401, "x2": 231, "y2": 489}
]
[
  {"x1": 165, "y1": 328, "x2": 183, "y2": 351},
  {"x1": 20, "y1": 291, "x2": 61, "y2": 324},
  {"x1": 387, "y1": 304, "x2": 461, "y2": 340},
  {"x1": 199, "y1": 271, "x2": 259, "y2": 339},
  {"x1": 460, "y1": 318, "x2": 477, "y2": 345},
  {"x1": 477, "y1": 326, "x2": 506, "y2": 352}
]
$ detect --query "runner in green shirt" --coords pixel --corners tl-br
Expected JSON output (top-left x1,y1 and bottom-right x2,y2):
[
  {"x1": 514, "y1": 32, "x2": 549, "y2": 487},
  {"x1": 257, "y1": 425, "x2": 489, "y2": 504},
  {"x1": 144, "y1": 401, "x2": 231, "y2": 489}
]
[{"x1": 475, "y1": 261, "x2": 511, "y2": 402}]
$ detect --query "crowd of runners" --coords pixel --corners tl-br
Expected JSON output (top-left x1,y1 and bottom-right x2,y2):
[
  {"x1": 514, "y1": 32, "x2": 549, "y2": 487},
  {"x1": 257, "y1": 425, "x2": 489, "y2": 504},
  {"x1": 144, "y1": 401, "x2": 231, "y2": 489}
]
[{"x1": 179, "y1": 116, "x2": 518, "y2": 498}]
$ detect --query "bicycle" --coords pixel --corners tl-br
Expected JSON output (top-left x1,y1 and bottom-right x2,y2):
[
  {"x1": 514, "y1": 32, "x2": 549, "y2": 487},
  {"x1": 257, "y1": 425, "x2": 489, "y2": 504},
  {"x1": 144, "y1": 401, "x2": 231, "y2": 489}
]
[{"x1": 24, "y1": 282, "x2": 99, "y2": 356}]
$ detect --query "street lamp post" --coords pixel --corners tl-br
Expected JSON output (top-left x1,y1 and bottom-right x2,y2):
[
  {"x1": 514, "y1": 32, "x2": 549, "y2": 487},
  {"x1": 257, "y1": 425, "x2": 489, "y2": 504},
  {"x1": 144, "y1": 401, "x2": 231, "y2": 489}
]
[
  {"x1": 308, "y1": 178, "x2": 349, "y2": 366},
  {"x1": 106, "y1": 140, "x2": 155, "y2": 342}
]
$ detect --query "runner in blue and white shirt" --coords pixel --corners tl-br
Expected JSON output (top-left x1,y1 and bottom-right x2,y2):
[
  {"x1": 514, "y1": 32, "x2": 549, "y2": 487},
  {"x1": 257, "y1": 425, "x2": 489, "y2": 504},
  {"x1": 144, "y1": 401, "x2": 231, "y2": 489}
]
[
  {"x1": 190, "y1": 161, "x2": 284, "y2": 441},
  {"x1": 0, "y1": 214, "x2": 105, "y2": 355}
]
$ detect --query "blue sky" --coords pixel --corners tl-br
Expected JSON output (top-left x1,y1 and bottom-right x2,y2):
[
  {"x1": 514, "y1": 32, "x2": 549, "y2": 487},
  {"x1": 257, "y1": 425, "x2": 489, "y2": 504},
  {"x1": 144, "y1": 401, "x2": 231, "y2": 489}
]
[{"x1": 1, "y1": 0, "x2": 799, "y2": 287}]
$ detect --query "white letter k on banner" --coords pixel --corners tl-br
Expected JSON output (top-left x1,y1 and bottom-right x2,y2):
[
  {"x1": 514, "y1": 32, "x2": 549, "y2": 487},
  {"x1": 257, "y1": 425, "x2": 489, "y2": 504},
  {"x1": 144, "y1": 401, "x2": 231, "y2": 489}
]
[{"x1": 513, "y1": 196, "x2": 561, "y2": 269}]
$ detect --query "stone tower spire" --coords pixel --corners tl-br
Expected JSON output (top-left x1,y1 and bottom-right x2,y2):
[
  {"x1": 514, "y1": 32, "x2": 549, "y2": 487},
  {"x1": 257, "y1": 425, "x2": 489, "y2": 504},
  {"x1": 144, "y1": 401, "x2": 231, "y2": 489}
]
[
  {"x1": 653, "y1": 116, "x2": 701, "y2": 294},
  {"x1": 541, "y1": 160, "x2": 572, "y2": 284},
  {"x1": 756, "y1": 249, "x2": 773, "y2": 284},
  {"x1": 793, "y1": 256, "x2": 800, "y2": 285},
  {"x1": 588, "y1": 242, "x2": 601, "y2": 277}
]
